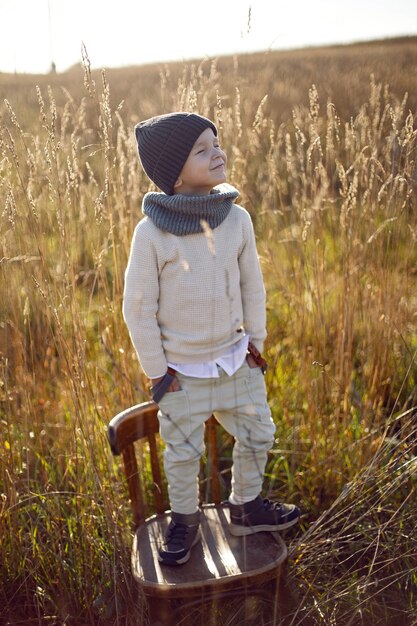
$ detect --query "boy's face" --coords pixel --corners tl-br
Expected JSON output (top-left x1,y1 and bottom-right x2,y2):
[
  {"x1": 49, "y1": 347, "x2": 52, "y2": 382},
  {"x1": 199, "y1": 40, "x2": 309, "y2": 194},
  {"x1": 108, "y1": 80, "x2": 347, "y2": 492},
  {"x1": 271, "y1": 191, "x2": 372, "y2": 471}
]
[{"x1": 174, "y1": 128, "x2": 227, "y2": 195}]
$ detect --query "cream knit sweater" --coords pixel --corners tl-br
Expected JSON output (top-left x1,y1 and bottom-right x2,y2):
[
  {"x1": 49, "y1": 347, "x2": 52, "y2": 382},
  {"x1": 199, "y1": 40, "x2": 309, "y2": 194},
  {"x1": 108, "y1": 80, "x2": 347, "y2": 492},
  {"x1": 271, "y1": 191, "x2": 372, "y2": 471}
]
[{"x1": 123, "y1": 198, "x2": 266, "y2": 379}]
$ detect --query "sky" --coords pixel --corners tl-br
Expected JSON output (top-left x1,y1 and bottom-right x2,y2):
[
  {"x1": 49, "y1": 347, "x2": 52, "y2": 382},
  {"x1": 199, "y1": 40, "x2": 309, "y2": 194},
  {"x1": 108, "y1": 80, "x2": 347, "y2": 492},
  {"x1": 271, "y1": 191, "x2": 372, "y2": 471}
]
[{"x1": 1, "y1": 0, "x2": 416, "y2": 74}]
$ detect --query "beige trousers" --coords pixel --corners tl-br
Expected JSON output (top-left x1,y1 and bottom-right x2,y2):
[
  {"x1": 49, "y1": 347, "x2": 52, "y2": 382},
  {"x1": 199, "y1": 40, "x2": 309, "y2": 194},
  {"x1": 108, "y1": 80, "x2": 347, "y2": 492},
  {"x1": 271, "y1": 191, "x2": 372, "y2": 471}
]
[{"x1": 157, "y1": 359, "x2": 275, "y2": 514}]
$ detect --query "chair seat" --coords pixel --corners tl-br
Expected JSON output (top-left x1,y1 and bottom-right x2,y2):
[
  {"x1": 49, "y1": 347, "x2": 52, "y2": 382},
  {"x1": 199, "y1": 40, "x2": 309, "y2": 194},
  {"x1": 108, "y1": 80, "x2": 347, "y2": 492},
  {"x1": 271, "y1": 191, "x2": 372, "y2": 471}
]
[{"x1": 132, "y1": 502, "x2": 287, "y2": 598}]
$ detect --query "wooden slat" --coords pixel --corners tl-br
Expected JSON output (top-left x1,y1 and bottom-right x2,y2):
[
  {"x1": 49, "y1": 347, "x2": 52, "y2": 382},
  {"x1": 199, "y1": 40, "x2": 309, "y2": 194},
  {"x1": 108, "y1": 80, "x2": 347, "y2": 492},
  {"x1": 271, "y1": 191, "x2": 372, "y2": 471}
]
[
  {"x1": 108, "y1": 401, "x2": 159, "y2": 455},
  {"x1": 122, "y1": 444, "x2": 145, "y2": 528},
  {"x1": 206, "y1": 417, "x2": 221, "y2": 504}
]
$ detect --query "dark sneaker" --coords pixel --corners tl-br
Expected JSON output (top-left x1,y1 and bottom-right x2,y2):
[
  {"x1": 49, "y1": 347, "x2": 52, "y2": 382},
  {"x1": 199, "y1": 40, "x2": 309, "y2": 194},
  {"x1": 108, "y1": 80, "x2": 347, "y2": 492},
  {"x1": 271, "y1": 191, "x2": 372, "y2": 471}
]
[
  {"x1": 158, "y1": 510, "x2": 201, "y2": 566},
  {"x1": 228, "y1": 495, "x2": 300, "y2": 536}
]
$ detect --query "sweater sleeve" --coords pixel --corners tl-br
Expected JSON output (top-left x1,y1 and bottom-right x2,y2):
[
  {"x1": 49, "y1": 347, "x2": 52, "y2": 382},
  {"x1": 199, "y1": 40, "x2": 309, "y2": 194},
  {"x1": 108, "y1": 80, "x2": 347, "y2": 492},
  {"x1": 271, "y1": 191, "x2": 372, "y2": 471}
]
[
  {"x1": 238, "y1": 211, "x2": 267, "y2": 352},
  {"x1": 122, "y1": 222, "x2": 167, "y2": 378}
]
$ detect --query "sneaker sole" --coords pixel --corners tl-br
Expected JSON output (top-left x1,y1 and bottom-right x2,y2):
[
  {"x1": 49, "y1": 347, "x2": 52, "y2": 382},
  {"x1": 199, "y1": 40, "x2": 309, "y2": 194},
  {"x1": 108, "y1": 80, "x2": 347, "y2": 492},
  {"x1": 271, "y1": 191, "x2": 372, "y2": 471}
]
[
  {"x1": 228, "y1": 517, "x2": 300, "y2": 536},
  {"x1": 158, "y1": 528, "x2": 201, "y2": 566}
]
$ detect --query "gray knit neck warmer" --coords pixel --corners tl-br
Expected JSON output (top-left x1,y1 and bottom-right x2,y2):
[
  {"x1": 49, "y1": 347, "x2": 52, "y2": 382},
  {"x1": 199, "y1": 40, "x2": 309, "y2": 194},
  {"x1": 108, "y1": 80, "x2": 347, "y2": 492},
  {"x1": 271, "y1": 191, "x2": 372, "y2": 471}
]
[{"x1": 142, "y1": 184, "x2": 239, "y2": 236}]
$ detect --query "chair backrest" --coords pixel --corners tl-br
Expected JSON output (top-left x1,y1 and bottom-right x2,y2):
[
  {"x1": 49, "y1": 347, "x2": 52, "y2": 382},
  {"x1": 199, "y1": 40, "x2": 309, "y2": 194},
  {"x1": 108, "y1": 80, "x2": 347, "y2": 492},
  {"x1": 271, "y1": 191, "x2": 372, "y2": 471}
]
[{"x1": 108, "y1": 401, "x2": 221, "y2": 528}]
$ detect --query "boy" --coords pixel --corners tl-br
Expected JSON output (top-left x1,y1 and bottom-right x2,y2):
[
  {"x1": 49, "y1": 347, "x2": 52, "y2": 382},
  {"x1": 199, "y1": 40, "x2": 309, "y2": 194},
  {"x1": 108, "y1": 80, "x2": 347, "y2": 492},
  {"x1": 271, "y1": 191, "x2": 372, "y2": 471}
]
[{"x1": 123, "y1": 112, "x2": 300, "y2": 566}]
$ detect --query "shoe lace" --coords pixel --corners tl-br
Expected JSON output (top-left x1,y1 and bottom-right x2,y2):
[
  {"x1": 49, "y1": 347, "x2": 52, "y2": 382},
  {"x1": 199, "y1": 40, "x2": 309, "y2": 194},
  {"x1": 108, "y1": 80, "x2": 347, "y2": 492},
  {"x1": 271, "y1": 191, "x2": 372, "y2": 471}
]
[
  {"x1": 165, "y1": 523, "x2": 189, "y2": 547},
  {"x1": 262, "y1": 498, "x2": 283, "y2": 512}
]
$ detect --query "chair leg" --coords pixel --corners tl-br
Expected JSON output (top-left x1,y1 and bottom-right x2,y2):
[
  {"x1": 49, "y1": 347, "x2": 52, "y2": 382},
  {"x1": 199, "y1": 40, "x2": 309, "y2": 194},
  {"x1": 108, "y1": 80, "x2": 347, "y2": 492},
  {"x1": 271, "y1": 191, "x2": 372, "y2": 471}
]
[
  {"x1": 146, "y1": 596, "x2": 208, "y2": 626},
  {"x1": 145, "y1": 575, "x2": 284, "y2": 626},
  {"x1": 146, "y1": 596, "x2": 172, "y2": 626}
]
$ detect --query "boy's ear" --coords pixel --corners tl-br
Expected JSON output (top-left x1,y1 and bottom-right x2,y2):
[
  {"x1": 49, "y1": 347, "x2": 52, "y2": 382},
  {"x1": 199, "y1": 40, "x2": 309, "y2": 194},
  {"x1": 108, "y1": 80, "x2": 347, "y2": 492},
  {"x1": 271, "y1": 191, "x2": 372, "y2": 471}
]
[{"x1": 173, "y1": 176, "x2": 182, "y2": 189}]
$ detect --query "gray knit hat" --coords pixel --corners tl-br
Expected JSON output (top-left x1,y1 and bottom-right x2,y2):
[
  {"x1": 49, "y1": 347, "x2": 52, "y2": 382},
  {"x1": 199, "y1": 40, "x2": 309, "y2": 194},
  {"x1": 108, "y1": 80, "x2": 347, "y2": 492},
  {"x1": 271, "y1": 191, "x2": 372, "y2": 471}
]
[{"x1": 135, "y1": 112, "x2": 217, "y2": 195}]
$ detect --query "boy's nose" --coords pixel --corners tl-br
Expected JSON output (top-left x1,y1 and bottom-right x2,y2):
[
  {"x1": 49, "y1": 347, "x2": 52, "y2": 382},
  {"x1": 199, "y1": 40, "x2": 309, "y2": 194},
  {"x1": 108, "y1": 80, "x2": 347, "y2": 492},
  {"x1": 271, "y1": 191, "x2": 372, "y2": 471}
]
[{"x1": 213, "y1": 146, "x2": 225, "y2": 159}]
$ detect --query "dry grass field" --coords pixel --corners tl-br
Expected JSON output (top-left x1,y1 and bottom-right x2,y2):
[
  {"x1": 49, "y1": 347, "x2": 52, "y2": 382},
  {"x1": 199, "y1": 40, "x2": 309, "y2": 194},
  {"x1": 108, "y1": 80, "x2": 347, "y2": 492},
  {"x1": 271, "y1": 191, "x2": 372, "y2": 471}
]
[{"x1": 1, "y1": 37, "x2": 417, "y2": 625}]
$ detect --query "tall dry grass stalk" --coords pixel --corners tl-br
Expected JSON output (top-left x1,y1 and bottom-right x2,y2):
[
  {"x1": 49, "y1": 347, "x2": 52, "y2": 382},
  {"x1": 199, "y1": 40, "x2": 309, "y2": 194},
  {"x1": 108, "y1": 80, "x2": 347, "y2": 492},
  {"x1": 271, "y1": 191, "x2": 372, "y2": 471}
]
[{"x1": 1, "y1": 44, "x2": 416, "y2": 624}]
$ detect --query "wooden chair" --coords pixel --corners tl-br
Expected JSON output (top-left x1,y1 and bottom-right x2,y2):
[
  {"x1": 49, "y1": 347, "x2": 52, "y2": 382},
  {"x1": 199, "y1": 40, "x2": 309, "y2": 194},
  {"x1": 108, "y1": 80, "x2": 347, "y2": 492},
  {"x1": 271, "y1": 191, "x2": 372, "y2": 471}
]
[{"x1": 108, "y1": 401, "x2": 288, "y2": 625}]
